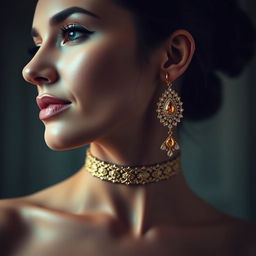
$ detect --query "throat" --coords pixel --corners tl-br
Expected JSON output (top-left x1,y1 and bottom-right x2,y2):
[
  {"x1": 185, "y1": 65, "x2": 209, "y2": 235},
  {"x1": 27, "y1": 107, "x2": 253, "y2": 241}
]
[
  {"x1": 105, "y1": 186, "x2": 149, "y2": 236},
  {"x1": 69, "y1": 149, "x2": 198, "y2": 236},
  {"x1": 131, "y1": 189, "x2": 148, "y2": 236},
  {"x1": 75, "y1": 169, "x2": 187, "y2": 237},
  {"x1": 85, "y1": 149, "x2": 181, "y2": 185}
]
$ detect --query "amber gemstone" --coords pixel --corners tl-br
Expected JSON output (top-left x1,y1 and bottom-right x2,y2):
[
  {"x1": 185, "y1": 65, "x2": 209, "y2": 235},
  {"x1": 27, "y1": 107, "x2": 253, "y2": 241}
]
[
  {"x1": 165, "y1": 101, "x2": 175, "y2": 115},
  {"x1": 165, "y1": 137, "x2": 175, "y2": 148}
]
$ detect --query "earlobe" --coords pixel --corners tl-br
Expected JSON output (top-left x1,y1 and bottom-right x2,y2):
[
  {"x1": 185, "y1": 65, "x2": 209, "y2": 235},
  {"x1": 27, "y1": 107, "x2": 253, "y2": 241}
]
[{"x1": 160, "y1": 30, "x2": 196, "y2": 82}]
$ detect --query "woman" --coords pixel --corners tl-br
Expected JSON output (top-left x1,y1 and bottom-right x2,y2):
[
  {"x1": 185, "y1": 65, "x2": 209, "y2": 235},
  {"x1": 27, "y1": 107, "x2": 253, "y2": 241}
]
[{"x1": 1, "y1": 0, "x2": 256, "y2": 255}]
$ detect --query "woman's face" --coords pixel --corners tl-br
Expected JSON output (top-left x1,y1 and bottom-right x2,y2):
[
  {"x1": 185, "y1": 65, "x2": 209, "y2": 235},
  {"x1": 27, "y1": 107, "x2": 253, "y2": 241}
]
[{"x1": 22, "y1": 0, "x2": 161, "y2": 150}]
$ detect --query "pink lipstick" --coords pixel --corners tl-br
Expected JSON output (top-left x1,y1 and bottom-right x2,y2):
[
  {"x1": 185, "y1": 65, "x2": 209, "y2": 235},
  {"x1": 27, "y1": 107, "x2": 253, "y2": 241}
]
[{"x1": 36, "y1": 94, "x2": 71, "y2": 121}]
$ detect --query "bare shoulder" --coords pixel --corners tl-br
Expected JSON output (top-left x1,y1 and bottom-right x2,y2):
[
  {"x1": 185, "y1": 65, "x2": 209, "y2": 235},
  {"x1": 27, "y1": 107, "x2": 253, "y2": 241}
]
[
  {"x1": 0, "y1": 198, "x2": 23, "y2": 231},
  {"x1": 0, "y1": 198, "x2": 30, "y2": 254}
]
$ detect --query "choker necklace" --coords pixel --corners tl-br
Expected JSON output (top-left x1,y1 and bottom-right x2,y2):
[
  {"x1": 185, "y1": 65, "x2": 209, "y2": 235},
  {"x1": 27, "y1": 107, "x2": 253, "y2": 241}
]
[{"x1": 84, "y1": 149, "x2": 182, "y2": 185}]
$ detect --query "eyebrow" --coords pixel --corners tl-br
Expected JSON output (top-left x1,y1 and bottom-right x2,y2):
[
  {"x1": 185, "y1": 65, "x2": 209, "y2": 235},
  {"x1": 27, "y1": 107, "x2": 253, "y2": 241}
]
[{"x1": 31, "y1": 6, "x2": 100, "y2": 37}]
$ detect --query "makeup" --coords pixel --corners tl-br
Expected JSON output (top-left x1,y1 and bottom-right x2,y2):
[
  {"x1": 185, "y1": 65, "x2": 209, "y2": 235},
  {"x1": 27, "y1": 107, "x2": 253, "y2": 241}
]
[
  {"x1": 39, "y1": 104, "x2": 71, "y2": 120},
  {"x1": 37, "y1": 95, "x2": 71, "y2": 121}
]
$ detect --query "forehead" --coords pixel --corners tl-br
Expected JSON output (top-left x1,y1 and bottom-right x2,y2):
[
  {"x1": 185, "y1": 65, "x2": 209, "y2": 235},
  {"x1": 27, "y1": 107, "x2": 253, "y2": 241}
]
[{"x1": 33, "y1": 0, "x2": 131, "y2": 27}]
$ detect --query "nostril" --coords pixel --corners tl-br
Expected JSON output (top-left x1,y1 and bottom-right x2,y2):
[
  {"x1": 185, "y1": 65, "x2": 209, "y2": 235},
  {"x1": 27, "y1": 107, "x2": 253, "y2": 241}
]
[
  {"x1": 36, "y1": 77, "x2": 51, "y2": 83},
  {"x1": 22, "y1": 63, "x2": 59, "y2": 86}
]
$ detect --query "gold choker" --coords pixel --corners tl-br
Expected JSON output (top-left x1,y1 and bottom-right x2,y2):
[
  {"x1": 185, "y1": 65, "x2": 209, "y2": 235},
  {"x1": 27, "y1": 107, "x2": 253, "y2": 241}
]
[{"x1": 84, "y1": 149, "x2": 181, "y2": 185}]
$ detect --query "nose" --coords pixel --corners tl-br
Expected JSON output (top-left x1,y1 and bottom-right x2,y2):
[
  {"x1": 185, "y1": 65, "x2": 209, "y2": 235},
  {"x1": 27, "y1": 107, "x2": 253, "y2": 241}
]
[{"x1": 22, "y1": 52, "x2": 59, "y2": 86}]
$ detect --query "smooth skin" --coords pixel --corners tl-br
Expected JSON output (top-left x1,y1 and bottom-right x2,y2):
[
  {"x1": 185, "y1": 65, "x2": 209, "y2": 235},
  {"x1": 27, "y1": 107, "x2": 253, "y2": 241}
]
[{"x1": 1, "y1": 0, "x2": 256, "y2": 255}]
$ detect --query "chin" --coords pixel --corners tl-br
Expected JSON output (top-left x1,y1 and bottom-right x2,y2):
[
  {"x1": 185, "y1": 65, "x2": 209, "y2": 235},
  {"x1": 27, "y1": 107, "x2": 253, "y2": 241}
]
[{"x1": 44, "y1": 126, "x2": 90, "y2": 151}]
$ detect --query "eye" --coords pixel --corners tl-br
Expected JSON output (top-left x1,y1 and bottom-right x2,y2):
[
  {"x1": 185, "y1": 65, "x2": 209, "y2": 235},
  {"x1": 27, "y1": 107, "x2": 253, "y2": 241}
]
[{"x1": 61, "y1": 24, "x2": 94, "y2": 44}]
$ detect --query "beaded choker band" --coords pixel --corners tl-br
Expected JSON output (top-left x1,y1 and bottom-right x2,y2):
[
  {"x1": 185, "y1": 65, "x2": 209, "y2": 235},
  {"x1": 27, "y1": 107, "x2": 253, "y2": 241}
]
[{"x1": 84, "y1": 149, "x2": 182, "y2": 185}]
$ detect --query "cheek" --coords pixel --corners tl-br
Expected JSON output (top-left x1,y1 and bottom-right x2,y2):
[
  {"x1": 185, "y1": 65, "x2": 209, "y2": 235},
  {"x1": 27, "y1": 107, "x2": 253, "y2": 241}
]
[
  {"x1": 42, "y1": 33, "x2": 162, "y2": 151},
  {"x1": 61, "y1": 37, "x2": 141, "y2": 117},
  {"x1": 44, "y1": 37, "x2": 144, "y2": 149}
]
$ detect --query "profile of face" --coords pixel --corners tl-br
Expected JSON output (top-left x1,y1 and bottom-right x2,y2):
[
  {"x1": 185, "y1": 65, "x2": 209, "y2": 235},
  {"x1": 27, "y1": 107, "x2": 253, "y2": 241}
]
[{"x1": 22, "y1": 0, "x2": 162, "y2": 150}]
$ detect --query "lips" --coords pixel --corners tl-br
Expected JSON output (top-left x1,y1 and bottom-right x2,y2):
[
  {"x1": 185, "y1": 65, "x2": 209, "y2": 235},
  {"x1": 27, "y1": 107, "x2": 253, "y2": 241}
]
[
  {"x1": 36, "y1": 94, "x2": 71, "y2": 110},
  {"x1": 36, "y1": 94, "x2": 71, "y2": 121}
]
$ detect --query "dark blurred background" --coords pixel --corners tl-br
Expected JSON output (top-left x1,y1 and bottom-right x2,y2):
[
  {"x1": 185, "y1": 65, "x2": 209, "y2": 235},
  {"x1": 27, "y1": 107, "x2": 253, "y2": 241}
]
[{"x1": 0, "y1": 0, "x2": 256, "y2": 221}]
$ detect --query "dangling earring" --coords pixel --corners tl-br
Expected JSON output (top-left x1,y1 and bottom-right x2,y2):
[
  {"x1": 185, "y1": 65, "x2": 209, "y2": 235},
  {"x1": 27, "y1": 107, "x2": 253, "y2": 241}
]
[{"x1": 156, "y1": 72, "x2": 184, "y2": 157}]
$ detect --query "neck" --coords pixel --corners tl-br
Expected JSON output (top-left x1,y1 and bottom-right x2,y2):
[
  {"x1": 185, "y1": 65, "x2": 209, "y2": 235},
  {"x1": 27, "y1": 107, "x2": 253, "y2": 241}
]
[
  {"x1": 66, "y1": 91, "x2": 218, "y2": 235},
  {"x1": 70, "y1": 152, "x2": 210, "y2": 236},
  {"x1": 85, "y1": 149, "x2": 181, "y2": 185}
]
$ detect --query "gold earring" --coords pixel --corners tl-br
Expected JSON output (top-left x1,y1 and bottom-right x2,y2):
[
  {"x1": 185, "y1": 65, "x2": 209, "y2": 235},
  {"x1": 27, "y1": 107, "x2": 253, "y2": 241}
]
[{"x1": 156, "y1": 73, "x2": 184, "y2": 157}]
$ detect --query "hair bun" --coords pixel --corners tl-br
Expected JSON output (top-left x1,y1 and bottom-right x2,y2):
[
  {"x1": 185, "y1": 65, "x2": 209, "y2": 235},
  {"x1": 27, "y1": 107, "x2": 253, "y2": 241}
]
[
  {"x1": 181, "y1": 0, "x2": 256, "y2": 120},
  {"x1": 115, "y1": 0, "x2": 256, "y2": 120},
  {"x1": 210, "y1": 1, "x2": 256, "y2": 77}
]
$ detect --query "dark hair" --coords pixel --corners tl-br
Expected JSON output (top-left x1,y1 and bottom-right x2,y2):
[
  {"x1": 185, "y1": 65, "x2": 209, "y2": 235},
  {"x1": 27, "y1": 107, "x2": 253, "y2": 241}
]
[{"x1": 113, "y1": 0, "x2": 256, "y2": 120}]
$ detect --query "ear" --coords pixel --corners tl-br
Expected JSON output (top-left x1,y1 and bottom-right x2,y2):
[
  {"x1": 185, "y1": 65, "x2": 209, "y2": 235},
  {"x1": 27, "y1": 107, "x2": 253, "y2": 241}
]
[{"x1": 159, "y1": 30, "x2": 196, "y2": 82}]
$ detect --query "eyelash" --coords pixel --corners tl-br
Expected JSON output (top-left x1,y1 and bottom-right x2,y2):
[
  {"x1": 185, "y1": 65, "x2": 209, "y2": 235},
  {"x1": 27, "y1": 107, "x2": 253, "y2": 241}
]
[
  {"x1": 61, "y1": 23, "x2": 94, "y2": 44},
  {"x1": 27, "y1": 24, "x2": 94, "y2": 56}
]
